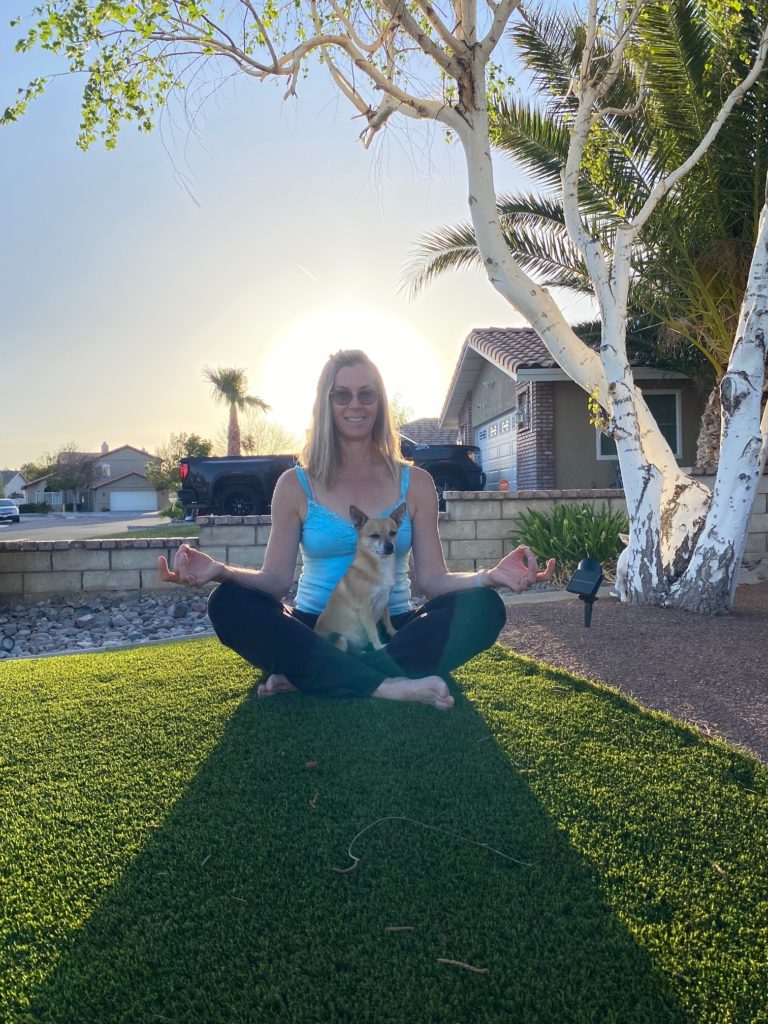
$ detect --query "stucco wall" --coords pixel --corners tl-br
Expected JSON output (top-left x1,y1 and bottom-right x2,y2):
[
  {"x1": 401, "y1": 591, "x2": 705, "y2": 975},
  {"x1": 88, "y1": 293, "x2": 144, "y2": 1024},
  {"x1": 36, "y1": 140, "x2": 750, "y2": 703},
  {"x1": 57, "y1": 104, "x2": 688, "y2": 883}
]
[
  {"x1": 471, "y1": 363, "x2": 517, "y2": 434},
  {"x1": 94, "y1": 449, "x2": 154, "y2": 477},
  {"x1": 553, "y1": 379, "x2": 705, "y2": 489}
]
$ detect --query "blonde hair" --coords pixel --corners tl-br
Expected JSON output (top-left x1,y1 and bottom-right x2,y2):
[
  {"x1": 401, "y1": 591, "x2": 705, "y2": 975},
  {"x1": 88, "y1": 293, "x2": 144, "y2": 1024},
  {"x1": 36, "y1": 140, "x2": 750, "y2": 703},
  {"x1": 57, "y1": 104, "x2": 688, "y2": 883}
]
[{"x1": 299, "y1": 349, "x2": 406, "y2": 487}]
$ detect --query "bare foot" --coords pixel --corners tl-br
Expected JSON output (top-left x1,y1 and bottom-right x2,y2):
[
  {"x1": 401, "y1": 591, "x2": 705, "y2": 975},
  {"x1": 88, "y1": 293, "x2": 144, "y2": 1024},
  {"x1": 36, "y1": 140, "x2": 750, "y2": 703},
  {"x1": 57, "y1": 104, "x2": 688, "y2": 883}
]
[
  {"x1": 257, "y1": 673, "x2": 298, "y2": 697},
  {"x1": 371, "y1": 675, "x2": 454, "y2": 710}
]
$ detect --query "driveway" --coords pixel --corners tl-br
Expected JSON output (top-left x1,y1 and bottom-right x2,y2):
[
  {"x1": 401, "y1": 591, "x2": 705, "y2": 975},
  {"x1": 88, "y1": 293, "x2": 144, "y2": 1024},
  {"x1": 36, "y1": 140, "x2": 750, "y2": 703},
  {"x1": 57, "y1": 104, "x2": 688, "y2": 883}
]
[{"x1": 0, "y1": 512, "x2": 173, "y2": 542}]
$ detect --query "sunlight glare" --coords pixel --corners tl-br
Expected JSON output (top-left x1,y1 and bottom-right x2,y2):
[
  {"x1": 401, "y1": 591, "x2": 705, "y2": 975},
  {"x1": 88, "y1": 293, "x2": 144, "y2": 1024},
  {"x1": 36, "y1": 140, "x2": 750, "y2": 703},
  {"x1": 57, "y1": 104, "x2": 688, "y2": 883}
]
[{"x1": 259, "y1": 309, "x2": 448, "y2": 438}]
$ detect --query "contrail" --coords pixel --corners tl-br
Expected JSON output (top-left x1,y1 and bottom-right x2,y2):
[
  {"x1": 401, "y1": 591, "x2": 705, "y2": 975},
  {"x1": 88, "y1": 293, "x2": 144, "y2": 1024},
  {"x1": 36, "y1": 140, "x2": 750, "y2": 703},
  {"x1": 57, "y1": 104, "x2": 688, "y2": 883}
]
[{"x1": 297, "y1": 264, "x2": 321, "y2": 283}]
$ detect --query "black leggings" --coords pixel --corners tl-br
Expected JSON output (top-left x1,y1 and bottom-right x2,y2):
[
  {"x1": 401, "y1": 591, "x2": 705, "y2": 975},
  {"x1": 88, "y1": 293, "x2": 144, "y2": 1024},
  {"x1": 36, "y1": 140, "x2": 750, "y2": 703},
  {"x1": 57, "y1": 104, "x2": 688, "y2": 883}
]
[{"x1": 207, "y1": 582, "x2": 507, "y2": 698}]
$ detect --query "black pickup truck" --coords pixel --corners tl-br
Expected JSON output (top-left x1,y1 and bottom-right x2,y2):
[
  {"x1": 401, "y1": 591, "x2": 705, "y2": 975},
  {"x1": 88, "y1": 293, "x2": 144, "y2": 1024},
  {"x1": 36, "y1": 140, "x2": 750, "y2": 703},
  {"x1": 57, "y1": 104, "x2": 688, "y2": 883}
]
[{"x1": 178, "y1": 434, "x2": 485, "y2": 516}]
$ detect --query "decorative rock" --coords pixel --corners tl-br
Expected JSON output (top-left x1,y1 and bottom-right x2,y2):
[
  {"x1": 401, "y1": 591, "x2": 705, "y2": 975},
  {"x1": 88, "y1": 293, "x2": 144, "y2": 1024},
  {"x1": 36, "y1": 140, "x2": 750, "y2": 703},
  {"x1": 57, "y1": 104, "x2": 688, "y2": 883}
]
[{"x1": 0, "y1": 590, "x2": 218, "y2": 660}]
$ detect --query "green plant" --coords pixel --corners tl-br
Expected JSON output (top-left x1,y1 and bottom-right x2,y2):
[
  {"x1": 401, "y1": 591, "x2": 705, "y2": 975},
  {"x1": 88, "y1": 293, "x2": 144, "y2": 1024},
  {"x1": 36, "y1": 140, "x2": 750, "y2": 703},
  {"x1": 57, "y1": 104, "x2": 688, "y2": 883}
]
[
  {"x1": 18, "y1": 502, "x2": 51, "y2": 514},
  {"x1": 510, "y1": 503, "x2": 629, "y2": 584},
  {"x1": 161, "y1": 501, "x2": 186, "y2": 520}
]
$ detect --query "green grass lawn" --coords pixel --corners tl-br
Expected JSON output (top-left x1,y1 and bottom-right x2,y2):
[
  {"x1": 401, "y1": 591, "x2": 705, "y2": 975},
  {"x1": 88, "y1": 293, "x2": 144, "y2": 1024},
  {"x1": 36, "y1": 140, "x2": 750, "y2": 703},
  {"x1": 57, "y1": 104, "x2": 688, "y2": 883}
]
[{"x1": 1, "y1": 641, "x2": 765, "y2": 1023}]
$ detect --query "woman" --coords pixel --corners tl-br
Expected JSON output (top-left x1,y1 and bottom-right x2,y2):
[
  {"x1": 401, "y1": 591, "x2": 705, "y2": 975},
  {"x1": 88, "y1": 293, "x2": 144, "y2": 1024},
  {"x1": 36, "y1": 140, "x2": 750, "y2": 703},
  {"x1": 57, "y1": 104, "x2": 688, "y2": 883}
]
[{"x1": 158, "y1": 350, "x2": 555, "y2": 709}]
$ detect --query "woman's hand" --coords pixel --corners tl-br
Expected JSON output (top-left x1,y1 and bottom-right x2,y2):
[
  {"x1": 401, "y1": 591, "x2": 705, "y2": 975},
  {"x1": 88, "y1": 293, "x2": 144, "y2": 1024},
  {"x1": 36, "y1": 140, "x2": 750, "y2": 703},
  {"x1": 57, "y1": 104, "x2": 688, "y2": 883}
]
[
  {"x1": 157, "y1": 544, "x2": 224, "y2": 588},
  {"x1": 486, "y1": 545, "x2": 556, "y2": 593}
]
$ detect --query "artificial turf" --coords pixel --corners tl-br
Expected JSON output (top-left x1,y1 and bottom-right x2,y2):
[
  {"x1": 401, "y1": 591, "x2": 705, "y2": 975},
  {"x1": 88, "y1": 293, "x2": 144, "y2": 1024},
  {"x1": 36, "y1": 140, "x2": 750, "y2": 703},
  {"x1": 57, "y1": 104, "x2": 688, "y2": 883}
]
[{"x1": 0, "y1": 640, "x2": 765, "y2": 1023}]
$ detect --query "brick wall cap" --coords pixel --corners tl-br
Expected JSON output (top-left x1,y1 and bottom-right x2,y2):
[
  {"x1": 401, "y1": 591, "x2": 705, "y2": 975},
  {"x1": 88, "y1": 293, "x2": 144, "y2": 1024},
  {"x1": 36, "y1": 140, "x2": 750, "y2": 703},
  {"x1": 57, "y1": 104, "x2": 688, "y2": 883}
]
[
  {"x1": 203, "y1": 515, "x2": 273, "y2": 525},
  {"x1": 449, "y1": 488, "x2": 625, "y2": 500},
  {"x1": 445, "y1": 491, "x2": 499, "y2": 499}
]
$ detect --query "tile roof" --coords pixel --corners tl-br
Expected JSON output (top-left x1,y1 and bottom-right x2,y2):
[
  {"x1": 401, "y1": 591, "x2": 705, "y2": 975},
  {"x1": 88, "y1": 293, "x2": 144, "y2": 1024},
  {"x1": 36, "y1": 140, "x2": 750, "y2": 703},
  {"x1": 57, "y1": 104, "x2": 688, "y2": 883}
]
[
  {"x1": 400, "y1": 418, "x2": 460, "y2": 445},
  {"x1": 440, "y1": 327, "x2": 556, "y2": 425},
  {"x1": 466, "y1": 327, "x2": 557, "y2": 373},
  {"x1": 95, "y1": 444, "x2": 157, "y2": 461},
  {"x1": 89, "y1": 472, "x2": 151, "y2": 490}
]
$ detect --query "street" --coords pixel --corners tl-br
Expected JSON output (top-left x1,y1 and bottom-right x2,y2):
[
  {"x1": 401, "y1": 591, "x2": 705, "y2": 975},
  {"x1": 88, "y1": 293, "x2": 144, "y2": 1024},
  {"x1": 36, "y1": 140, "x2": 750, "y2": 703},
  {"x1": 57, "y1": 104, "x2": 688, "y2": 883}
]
[{"x1": 0, "y1": 512, "x2": 173, "y2": 542}]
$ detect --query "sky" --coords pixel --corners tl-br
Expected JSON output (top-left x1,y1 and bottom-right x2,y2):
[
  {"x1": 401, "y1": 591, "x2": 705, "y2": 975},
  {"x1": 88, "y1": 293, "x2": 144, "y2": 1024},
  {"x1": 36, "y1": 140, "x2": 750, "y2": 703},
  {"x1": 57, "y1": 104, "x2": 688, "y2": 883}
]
[{"x1": 0, "y1": 7, "x2": 586, "y2": 469}]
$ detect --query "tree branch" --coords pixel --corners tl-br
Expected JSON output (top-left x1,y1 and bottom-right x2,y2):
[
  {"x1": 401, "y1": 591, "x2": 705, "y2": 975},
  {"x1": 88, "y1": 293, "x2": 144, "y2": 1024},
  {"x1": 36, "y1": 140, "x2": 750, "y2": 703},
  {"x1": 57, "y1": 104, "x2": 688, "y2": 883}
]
[
  {"x1": 377, "y1": 0, "x2": 463, "y2": 78},
  {"x1": 480, "y1": 0, "x2": 520, "y2": 59},
  {"x1": 240, "y1": 0, "x2": 280, "y2": 70},
  {"x1": 411, "y1": 0, "x2": 463, "y2": 55}
]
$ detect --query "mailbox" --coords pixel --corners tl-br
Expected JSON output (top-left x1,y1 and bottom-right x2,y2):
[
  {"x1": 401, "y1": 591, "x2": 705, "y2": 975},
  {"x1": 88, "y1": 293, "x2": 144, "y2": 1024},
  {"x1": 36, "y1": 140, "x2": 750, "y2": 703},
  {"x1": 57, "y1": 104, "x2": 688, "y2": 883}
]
[{"x1": 566, "y1": 557, "x2": 604, "y2": 627}]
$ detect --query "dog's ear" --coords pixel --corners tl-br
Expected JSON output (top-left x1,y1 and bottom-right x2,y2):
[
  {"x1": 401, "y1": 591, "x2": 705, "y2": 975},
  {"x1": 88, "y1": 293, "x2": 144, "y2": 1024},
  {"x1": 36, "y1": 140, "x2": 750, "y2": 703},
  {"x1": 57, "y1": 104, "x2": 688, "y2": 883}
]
[
  {"x1": 390, "y1": 502, "x2": 407, "y2": 528},
  {"x1": 349, "y1": 505, "x2": 368, "y2": 531},
  {"x1": 619, "y1": 533, "x2": 630, "y2": 546}
]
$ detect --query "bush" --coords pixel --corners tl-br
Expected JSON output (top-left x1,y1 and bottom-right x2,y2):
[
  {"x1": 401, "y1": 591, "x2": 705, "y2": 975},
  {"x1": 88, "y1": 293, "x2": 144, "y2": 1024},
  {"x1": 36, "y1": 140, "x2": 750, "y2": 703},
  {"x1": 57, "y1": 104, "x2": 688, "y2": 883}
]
[
  {"x1": 18, "y1": 503, "x2": 51, "y2": 514},
  {"x1": 161, "y1": 501, "x2": 186, "y2": 520},
  {"x1": 509, "y1": 503, "x2": 629, "y2": 585}
]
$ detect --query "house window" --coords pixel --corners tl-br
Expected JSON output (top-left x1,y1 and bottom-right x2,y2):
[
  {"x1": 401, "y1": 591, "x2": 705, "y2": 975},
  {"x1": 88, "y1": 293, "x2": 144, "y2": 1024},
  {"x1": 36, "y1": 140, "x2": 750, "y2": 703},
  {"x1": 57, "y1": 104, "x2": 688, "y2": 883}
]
[
  {"x1": 489, "y1": 423, "x2": 498, "y2": 438},
  {"x1": 501, "y1": 418, "x2": 511, "y2": 433},
  {"x1": 99, "y1": 464, "x2": 111, "y2": 478},
  {"x1": 478, "y1": 428, "x2": 487, "y2": 441},
  {"x1": 516, "y1": 388, "x2": 530, "y2": 430},
  {"x1": 597, "y1": 390, "x2": 682, "y2": 459}
]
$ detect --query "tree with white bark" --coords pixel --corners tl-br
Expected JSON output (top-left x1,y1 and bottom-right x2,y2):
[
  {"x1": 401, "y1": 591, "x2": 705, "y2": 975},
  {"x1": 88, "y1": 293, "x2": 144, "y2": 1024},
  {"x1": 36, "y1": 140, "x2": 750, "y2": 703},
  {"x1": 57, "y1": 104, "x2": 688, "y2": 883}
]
[
  {"x1": 5, "y1": 0, "x2": 768, "y2": 612},
  {"x1": 405, "y1": 3, "x2": 768, "y2": 468}
]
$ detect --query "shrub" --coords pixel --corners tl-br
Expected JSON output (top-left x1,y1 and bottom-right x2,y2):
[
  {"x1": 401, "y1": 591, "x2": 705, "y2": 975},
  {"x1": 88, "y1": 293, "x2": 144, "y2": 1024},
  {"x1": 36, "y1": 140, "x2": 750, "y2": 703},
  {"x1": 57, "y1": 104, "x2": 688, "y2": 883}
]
[
  {"x1": 509, "y1": 503, "x2": 629, "y2": 585},
  {"x1": 18, "y1": 503, "x2": 51, "y2": 514},
  {"x1": 161, "y1": 501, "x2": 186, "y2": 521}
]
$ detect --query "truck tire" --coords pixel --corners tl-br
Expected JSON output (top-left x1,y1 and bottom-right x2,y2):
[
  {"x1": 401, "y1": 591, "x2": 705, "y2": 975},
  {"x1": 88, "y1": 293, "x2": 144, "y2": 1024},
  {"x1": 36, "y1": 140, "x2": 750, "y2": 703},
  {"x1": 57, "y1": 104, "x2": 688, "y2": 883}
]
[
  {"x1": 430, "y1": 470, "x2": 464, "y2": 511},
  {"x1": 218, "y1": 486, "x2": 267, "y2": 516}
]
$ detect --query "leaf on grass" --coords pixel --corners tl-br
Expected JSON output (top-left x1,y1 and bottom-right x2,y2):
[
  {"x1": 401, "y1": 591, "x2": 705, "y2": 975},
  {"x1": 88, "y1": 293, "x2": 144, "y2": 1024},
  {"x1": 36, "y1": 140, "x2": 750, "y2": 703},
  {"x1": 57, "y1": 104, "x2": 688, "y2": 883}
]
[{"x1": 437, "y1": 958, "x2": 488, "y2": 974}]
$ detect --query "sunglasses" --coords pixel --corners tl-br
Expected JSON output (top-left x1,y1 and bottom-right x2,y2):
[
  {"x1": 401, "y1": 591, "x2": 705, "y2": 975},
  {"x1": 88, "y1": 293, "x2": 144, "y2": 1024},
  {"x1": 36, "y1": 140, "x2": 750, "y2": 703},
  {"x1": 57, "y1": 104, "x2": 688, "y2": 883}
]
[{"x1": 329, "y1": 386, "x2": 379, "y2": 406}]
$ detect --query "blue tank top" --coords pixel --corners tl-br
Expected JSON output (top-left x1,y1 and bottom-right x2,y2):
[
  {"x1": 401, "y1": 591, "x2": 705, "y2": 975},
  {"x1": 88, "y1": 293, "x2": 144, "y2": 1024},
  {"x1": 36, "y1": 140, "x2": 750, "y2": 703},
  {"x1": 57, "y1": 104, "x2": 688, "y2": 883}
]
[{"x1": 294, "y1": 465, "x2": 413, "y2": 615}]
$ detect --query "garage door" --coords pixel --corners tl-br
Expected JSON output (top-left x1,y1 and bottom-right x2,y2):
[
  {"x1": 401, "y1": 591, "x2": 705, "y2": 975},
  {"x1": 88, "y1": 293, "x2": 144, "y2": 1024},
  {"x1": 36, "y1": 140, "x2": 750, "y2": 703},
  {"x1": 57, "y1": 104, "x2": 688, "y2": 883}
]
[
  {"x1": 476, "y1": 414, "x2": 516, "y2": 490},
  {"x1": 109, "y1": 490, "x2": 159, "y2": 512}
]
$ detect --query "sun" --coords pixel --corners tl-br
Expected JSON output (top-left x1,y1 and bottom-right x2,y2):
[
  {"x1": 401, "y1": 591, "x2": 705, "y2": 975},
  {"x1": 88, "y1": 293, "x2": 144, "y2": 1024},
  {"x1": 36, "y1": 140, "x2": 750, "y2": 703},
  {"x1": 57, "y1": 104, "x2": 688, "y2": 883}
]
[{"x1": 259, "y1": 308, "x2": 447, "y2": 438}]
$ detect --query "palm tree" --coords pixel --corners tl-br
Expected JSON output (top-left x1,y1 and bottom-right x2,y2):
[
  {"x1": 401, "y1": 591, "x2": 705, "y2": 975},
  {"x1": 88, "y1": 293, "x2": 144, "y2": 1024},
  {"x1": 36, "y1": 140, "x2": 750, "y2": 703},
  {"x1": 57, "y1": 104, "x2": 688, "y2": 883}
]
[
  {"x1": 203, "y1": 366, "x2": 270, "y2": 457},
  {"x1": 405, "y1": 1, "x2": 768, "y2": 466}
]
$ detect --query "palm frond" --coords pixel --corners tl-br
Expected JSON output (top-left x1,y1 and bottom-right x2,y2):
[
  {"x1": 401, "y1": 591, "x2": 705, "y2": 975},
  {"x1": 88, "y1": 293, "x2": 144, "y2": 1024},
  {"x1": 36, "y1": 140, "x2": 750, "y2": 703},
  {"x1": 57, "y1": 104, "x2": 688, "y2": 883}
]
[
  {"x1": 491, "y1": 98, "x2": 651, "y2": 218},
  {"x1": 490, "y1": 98, "x2": 568, "y2": 192},
  {"x1": 508, "y1": 7, "x2": 582, "y2": 102},
  {"x1": 400, "y1": 224, "x2": 487, "y2": 299},
  {"x1": 401, "y1": 195, "x2": 596, "y2": 298}
]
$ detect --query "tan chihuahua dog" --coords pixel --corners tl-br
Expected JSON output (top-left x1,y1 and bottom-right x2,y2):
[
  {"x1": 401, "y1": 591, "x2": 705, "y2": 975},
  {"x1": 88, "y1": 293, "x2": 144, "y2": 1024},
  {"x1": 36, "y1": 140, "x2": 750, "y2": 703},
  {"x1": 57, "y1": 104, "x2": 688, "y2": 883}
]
[{"x1": 315, "y1": 502, "x2": 407, "y2": 652}]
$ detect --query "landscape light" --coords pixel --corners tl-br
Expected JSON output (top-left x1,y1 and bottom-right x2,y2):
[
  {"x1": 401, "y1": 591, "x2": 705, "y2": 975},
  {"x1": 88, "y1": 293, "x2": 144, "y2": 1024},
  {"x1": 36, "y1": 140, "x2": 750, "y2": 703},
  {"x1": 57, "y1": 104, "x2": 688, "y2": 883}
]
[{"x1": 566, "y1": 557, "x2": 604, "y2": 627}]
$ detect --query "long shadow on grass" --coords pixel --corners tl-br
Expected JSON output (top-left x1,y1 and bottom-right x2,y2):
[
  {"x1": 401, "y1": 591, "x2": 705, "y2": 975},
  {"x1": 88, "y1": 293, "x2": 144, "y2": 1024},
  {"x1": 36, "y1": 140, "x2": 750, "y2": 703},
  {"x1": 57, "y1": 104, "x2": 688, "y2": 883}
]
[{"x1": 21, "y1": 653, "x2": 685, "y2": 1024}]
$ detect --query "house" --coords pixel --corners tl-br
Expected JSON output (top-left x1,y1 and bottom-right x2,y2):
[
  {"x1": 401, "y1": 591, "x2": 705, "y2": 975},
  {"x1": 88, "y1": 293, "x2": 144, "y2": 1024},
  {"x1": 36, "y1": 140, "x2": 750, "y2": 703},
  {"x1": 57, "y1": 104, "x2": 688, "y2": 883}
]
[
  {"x1": 1, "y1": 470, "x2": 27, "y2": 499},
  {"x1": 88, "y1": 444, "x2": 164, "y2": 512},
  {"x1": 21, "y1": 443, "x2": 167, "y2": 512},
  {"x1": 400, "y1": 418, "x2": 460, "y2": 445},
  {"x1": 21, "y1": 474, "x2": 53, "y2": 505},
  {"x1": 440, "y1": 327, "x2": 706, "y2": 490}
]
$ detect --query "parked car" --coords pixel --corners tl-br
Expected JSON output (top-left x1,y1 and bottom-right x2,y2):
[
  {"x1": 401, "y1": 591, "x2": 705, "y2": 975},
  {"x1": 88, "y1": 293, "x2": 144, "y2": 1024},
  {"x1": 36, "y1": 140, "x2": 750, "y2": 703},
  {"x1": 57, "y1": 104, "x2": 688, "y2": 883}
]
[
  {"x1": 0, "y1": 498, "x2": 20, "y2": 522},
  {"x1": 178, "y1": 434, "x2": 485, "y2": 517}
]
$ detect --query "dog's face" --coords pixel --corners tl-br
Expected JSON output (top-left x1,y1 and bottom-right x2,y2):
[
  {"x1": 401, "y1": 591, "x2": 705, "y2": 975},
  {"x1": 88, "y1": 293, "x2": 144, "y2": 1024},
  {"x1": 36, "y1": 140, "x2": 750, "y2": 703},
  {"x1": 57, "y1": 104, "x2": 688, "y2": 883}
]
[{"x1": 350, "y1": 503, "x2": 406, "y2": 559}]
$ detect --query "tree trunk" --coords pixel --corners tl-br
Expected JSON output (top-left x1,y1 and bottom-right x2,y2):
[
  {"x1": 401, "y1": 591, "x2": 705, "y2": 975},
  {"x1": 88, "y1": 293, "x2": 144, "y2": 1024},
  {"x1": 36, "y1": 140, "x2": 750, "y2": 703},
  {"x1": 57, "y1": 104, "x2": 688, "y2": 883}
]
[
  {"x1": 227, "y1": 405, "x2": 241, "y2": 458},
  {"x1": 695, "y1": 386, "x2": 722, "y2": 469},
  {"x1": 457, "y1": 99, "x2": 767, "y2": 612}
]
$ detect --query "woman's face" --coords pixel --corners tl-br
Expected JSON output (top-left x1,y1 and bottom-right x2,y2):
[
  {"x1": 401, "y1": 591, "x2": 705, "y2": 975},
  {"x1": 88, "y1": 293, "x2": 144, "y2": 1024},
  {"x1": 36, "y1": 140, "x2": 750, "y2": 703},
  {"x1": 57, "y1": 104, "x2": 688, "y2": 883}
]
[{"x1": 330, "y1": 362, "x2": 380, "y2": 442}]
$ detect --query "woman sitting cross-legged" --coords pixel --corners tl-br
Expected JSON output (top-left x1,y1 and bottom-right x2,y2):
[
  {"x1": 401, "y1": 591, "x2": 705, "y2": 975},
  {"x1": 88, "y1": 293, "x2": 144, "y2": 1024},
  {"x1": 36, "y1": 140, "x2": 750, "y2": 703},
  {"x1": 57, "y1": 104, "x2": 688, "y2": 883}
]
[{"x1": 158, "y1": 349, "x2": 555, "y2": 710}]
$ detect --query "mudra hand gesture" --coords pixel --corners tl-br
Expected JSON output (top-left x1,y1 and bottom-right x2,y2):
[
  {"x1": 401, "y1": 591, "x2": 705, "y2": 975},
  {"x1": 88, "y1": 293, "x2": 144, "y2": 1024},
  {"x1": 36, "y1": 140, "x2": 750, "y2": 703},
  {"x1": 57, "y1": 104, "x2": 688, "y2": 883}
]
[
  {"x1": 157, "y1": 543, "x2": 223, "y2": 588},
  {"x1": 486, "y1": 545, "x2": 555, "y2": 593}
]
